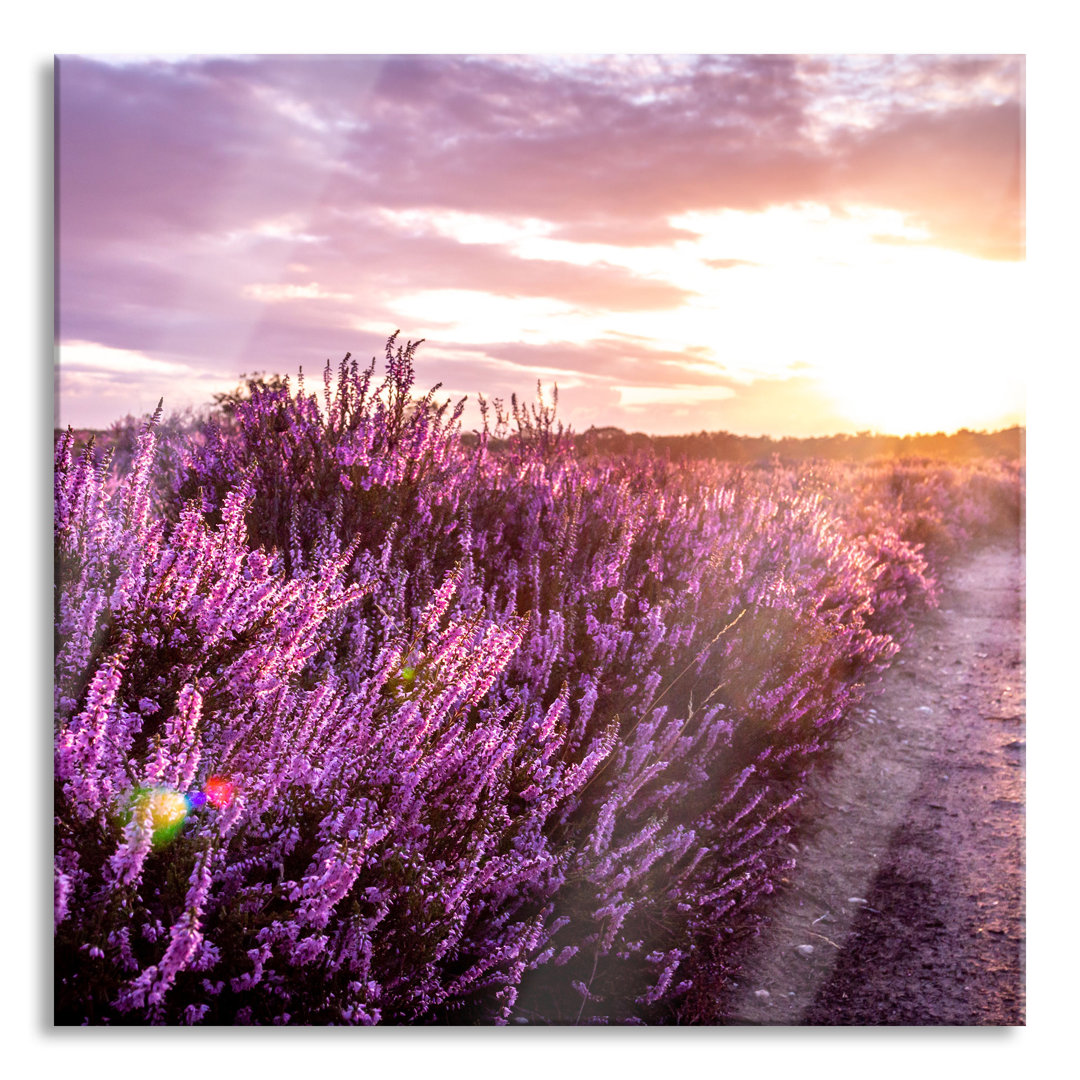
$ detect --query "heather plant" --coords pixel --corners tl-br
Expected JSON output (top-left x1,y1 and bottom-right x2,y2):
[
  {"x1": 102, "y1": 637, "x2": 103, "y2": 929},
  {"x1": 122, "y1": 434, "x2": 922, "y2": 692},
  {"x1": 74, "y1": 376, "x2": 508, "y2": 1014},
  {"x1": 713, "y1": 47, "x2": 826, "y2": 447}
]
[
  {"x1": 55, "y1": 336, "x2": 1023, "y2": 1025},
  {"x1": 182, "y1": 335, "x2": 468, "y2": 574},
  {"x1": 55, "y1": 419, "x2": 582, "y2": 1023}
]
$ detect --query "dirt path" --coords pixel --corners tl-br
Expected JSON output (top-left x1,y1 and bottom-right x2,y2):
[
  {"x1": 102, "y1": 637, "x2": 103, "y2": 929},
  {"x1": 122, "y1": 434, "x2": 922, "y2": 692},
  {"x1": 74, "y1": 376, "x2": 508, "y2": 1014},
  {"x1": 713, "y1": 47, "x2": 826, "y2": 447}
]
[{"x1": 718, "y1": 543, "x2": 1025, "y2": 1025}]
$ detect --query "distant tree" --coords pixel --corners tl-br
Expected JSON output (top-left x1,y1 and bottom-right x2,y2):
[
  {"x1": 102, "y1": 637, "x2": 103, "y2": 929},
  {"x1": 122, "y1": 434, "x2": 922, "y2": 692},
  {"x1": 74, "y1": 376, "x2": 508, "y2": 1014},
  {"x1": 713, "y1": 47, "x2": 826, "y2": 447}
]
[{"x1": 211, "y1": 372, "x2": 291, "y2": 416}]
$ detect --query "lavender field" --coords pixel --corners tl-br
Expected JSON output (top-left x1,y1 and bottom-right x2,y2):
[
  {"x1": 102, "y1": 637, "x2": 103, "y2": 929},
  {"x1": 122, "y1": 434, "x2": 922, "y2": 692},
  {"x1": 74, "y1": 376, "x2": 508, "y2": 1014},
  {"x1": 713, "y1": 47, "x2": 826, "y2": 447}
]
[{"x1": 53, "y1": 336, "x2": 1023, "y2": 1025}]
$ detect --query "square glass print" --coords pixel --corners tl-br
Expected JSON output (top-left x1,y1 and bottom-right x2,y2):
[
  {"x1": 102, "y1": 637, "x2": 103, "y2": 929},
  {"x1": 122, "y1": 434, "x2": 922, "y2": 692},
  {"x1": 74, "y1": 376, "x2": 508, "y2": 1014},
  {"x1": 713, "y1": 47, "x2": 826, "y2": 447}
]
[{"x1": 54, "y1": 54, "x2": 1024, "y2": 1025}]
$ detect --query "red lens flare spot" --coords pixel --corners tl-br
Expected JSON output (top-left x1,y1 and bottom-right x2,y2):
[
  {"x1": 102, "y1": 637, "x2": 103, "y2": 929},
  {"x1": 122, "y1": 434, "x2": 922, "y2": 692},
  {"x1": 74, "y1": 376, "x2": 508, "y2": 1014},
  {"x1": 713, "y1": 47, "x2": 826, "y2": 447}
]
[{"x1": 204, "y1": 776, "x2": 236, "y2": 809}]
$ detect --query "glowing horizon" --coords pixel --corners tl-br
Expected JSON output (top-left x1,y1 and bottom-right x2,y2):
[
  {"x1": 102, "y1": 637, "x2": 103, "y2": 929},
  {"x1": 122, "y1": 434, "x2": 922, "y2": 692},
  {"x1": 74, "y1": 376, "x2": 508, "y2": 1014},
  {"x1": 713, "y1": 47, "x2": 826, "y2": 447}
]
[{"x1": 56, "y1": 54, "x2": 1024, "y2": 438}]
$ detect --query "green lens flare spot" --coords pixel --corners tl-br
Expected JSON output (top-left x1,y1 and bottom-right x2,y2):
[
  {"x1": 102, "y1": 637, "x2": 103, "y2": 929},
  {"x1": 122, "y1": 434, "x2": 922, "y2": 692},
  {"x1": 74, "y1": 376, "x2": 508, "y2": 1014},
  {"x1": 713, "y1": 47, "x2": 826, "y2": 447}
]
[{"x1": 123, "y1": 786, "x2": 191, "y2": 847}]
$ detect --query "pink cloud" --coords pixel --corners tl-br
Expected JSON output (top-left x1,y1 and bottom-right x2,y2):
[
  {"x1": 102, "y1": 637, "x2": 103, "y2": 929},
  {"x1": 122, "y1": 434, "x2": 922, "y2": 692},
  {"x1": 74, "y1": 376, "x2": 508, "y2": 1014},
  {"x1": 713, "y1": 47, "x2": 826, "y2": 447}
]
[
  {"x1": 831, "y1": 101, "x2": 1024, "y2": 260},
  {"x1": 56, "y1": 54, "x2": 1025, "y2": 433},
  {"x1": 549, "y1": 218, "x2": 702, "y2": 247},
  {"x1": 454, "y1": 338, "x2": 731, "y2": 387}
]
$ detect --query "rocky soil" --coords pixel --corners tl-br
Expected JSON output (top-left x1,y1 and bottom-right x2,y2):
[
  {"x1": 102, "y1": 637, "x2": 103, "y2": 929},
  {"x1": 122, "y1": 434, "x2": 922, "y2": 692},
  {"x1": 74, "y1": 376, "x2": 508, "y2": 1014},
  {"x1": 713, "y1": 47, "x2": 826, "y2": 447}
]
[{"x1": 717, "y1": 542, "x2": 1025, "y2": 1025}]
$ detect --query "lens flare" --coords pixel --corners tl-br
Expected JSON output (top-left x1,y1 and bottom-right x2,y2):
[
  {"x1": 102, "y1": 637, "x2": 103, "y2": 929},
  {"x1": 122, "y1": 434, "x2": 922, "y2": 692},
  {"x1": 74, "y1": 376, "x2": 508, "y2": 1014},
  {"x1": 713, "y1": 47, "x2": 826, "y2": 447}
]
[
  {"x1": 204, "y1": 776, "x2": 235, "y2": 809},
  {"x1": 127, "y1": 786, "x2": 190, "y2": 846}
]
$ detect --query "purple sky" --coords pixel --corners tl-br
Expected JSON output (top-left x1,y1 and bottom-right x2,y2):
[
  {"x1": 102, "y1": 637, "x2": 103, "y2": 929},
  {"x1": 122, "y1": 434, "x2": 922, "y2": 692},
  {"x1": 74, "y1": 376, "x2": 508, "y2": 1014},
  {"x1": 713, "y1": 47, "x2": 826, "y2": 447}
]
[{"x1": 56, "y1": 53, "x2": 1025, "y2": 435}]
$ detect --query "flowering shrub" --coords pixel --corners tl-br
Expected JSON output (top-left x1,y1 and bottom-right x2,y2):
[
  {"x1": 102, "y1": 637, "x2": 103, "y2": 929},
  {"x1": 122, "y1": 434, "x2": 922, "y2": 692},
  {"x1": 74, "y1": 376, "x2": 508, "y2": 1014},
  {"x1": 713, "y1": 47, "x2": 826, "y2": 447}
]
[{"x1": 54, "y1": 337, "x2": 1023, "y2": 1024}]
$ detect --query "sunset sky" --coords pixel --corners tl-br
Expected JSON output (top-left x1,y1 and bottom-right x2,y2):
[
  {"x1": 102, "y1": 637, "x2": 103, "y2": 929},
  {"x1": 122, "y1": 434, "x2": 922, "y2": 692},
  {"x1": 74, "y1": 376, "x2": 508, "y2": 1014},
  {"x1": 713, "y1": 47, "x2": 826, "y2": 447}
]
[{"x1": 55, "y1": 53, "x2": 1025, "y2": 436}]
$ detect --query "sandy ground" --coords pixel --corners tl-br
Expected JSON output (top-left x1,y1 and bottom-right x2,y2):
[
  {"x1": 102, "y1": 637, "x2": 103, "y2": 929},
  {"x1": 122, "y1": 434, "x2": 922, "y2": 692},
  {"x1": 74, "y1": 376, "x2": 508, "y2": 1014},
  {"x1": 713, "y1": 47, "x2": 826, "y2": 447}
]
[{"x1": 716, "y1": 542, "x2": 1025, "y2": 1025}]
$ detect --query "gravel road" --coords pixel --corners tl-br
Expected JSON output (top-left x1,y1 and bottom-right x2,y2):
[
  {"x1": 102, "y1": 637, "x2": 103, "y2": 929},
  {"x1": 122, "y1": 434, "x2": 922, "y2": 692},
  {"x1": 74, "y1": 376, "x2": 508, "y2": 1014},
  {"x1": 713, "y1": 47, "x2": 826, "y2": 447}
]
[{"x1": 717, "y1": 542, "x2": 1025, "y2": 1025}]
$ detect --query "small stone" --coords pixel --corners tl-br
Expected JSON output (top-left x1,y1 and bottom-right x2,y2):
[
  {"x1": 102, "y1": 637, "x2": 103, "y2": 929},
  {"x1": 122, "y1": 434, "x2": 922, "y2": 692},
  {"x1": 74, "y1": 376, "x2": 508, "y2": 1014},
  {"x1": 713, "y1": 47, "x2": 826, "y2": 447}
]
[
  {"x1": 514, "y1": 1017, "x2": 529, "y2": 1024},
  {"x1": 754, "y1": 989, "x2": 770, "y2": 1000},
  {"x1": 918, "y1": 706, "x2": 932, "y2": 713},
  {"x1": 848, "y1": 897, "x2": 868, "y2": 905},
  {"x1": 795, "y1": 944, "x2": 815, "y2": 957}
]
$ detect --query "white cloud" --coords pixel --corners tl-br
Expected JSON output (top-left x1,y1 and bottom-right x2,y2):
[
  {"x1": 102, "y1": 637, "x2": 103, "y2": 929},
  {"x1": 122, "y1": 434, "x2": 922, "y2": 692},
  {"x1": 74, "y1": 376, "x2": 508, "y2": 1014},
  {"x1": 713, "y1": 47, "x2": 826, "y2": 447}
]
[
  {"x1": 242, "y1": 282, "x2": 353, "y2": 302},
  {"x1": 58, "y1": 340, "x2": 195, "y2": 377}
]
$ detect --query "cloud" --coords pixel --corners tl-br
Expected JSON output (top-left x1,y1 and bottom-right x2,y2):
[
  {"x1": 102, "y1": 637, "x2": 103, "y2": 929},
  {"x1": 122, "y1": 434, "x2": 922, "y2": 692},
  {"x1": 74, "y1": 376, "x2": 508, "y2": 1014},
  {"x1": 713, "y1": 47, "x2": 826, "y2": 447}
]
[
  {"x1": 830, "y1": 101, "x2": 1024, "y2": 260},
  {"x1": 549, "y1": 218, "x2": 702, "y2": 247},
  {"x1": 55, "y1": 53, "x2": 1025, "y2": 434},
  {"x1": 59, "y1": 54, "x2": 1023, "y2": 263},
  {"x1": 56, "y1": 341, "x2": 230, "y2": 428},
  {"x1": 704, "y1": 258, "x2": 760, "y2": 270},
  {"x1": 242, "y1": 282, "x2": 354, "y2": 302},
  {"x1": 454, "y1": 337, "x2": 730, "y2": 388},
  {"x1": 60, "y1": 341, "x2": 195, "y2": 377},
  {"x1": 333, "y1": 224, "x2": 696, "y2": 311}
]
